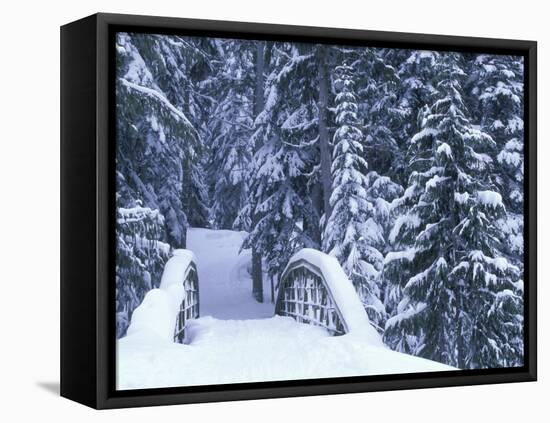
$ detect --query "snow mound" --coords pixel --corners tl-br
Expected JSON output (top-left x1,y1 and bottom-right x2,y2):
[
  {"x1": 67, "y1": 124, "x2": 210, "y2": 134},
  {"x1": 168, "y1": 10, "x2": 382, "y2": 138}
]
[
  {"x1": 160, "y1": 249, "x2": 196, "y2": 290},
  {"x1": 117, "y1": 315, "x2": 454, "y2": 390},
  {"x1": 282, "y1": 248, "x2": 383, "y2": 346},
  {"x1": 126, "y1": 249, "x2": 196, "y2": 342},
  {"x1": 125, "y1": 288, "x2": 181, "y2": 341}
]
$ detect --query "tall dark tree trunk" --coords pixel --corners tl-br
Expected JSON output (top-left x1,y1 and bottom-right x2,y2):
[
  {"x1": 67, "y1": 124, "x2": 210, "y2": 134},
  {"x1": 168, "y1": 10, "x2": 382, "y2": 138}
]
[
  {"x1": 317, "y1": 45, "x2": 332, "y2": 233},
  {"x1": 178, "y1": 84, "x2": 193, "y2": 250},
  {"x1": 178, "y1": 170, "x2": 189, "y2": 249},
  {"x1": 309, "y1": 183, "x2": 323, "y2": 247},
  {"x1": 251, "y1": 41, "x2": 265, "y2": 302}
]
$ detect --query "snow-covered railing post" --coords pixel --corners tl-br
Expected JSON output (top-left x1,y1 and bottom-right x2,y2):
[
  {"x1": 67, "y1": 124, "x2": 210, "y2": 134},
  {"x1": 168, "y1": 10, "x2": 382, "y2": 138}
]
[
  {"x1": 275, "y1": 249, "x2": 383, "y2": 342},
  {"x1": 276, "y1": 258, "x2": 347, "y2": 335},
  {"x1": 172, "y1": 260, "x2": 199, "y2": 344},
  {"x1": 123, "y1": 250, "x2": 200, "y2": 344}
]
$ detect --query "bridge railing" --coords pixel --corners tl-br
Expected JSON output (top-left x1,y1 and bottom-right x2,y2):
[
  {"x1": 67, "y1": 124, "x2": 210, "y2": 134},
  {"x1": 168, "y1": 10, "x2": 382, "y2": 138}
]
[
  {"x1": 276, "y1": 258, "x2": 347, "y2": 335},
  {"x1": 157, "y1": 250, "x2": 200, "y2": 344},
  {"x1": 275, "y1": 248, "x2": 381, "y2": 340},
  {"x1": 173, "y1": 261, "x2": 199, "y2": 343},
  {"x1": 124, "y1": 249, "x2": 200, "y2": 344}
]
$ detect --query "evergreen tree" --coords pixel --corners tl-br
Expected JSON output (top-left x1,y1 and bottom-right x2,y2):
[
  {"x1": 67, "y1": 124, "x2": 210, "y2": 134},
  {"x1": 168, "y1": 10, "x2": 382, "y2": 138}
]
[
  {"x1": 384, "y1": 53, "x2": 523, "y2": 368},
  {"x1": 469, "y1": 54, "x2": 524, "y2": 211},
  {"x1": 245, "y1": 42, "x2": 341, "y2": 248},
  {"x1": 115, "y1": 32, "x2": 212, "y2": 334},
  {"x1": 364, "y1": 171, "x2": 404, "y2": 318},
  {"x1": 115, "y1": 199, "x2": 170, "y2": 337},
  {"x1": 468, "y1": 55, "x2": 525, "y2": 265},
  {"x1": 207, "y1": 40, "x2": 255, "y2": 230},
  {"x1": 352, "y1": 48, "x2": 405, "y2": 180},
  {"x1": 116, "y1": 33, "x2": 208, "y2": 248},
  {"x1": 242, "y1": 42, "x2": 318, "y2": 280},
  {"x1": 395, "y1": 51, "x2": 440, "y2": 139},
  {"x1": 322, "y1": 64, "x2": 386, "y2": 329}
]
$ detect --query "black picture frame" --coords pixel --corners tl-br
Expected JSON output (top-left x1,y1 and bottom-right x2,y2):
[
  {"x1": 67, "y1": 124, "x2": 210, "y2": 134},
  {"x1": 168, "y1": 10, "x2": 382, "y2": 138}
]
[{"x1": 60, "y1": 12, "x2": 537, "y2": 409}]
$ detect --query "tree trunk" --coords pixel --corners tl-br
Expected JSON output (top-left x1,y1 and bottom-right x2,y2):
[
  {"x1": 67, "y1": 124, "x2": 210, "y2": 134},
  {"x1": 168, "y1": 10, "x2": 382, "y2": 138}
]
[
  {"x1": 317, "y1": 45, "x2": 332, "y2": 232},
  {"x1": 309, "y1": 183, "x2": 323, "y2": 247},
  {"x1": 254, "y1": 42, "x2": 265, "y2": 117},
  {"x1": 270, "y1": 274, "x2": 275, "y2": 303},
  {"x1": 251, "y1": 41, "x2": 265, "y2": 303},
  {"x1": 251, "y1": 248, "x2": 263, "y2": 302},
  {"x1": 177, "y1": 86, "x2": 192, "y2": 250}
]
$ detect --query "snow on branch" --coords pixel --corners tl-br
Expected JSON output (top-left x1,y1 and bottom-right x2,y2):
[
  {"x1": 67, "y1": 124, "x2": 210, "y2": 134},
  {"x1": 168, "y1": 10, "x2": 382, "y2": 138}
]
[
  {"x1": 119, "y1": 78, "x2": 197, "y2": 135},
  {"x1": 384, "y1": 248, "x2": 417, "y2": 265},
  {"x1": 477, "y1": 190, "x2": 504, "y2": 209}
]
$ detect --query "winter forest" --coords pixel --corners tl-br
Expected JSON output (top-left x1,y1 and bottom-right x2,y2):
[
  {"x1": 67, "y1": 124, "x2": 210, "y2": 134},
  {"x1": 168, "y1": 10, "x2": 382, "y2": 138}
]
[{"x1": 115, "y1": 31, "x2": 525, "y2": 375}]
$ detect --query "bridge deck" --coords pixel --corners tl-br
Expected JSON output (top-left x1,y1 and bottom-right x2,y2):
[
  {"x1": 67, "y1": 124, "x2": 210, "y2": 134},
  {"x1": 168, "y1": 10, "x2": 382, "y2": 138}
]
[
  {"x1": 118, "y1": 313, "x2": 453, "y2": 390},
  {"x1": 118, "y1": 227, "x2": 455, "y2": 390}
]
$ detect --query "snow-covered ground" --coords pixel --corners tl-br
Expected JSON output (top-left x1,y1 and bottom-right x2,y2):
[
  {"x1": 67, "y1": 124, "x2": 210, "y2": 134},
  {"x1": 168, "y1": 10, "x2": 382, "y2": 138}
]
[
  {"x1": 118, "y1": 315, "x2": 453, "y2": 389},
  {"x1": 117, "y1": 228, "x2": 454, "y2": 390}
]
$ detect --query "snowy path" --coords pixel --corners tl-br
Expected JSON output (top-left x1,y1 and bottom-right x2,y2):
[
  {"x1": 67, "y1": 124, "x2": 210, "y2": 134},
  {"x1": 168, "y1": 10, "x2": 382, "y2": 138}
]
[{"x1": 187, "y1": 228, "x2": 274, "y2": 319}]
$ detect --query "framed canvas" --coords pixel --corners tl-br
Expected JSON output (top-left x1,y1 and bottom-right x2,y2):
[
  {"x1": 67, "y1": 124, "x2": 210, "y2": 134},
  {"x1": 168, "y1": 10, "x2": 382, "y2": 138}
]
[{"x1": 60, "y1": 12, "x2": 537, "y2": 409}]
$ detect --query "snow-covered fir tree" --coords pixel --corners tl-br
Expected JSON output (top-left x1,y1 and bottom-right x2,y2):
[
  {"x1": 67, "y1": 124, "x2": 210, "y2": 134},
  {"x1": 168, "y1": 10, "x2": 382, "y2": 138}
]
[
  {"x1": 244, "y1": 42, "x2": 343, "y2": 250},
  {"x1": 381, "y1": 50, "x2": 442, "y2": 317},
  {"x1": 116, "y1": 33, "x2": 209, "y2": 248},
  {"x1": 352, "y1": 48, "x2": 405, "y2": 180},
  {"x1": 115, "y1": 198, "x2": 170, "y2": 337},
  {"x1": 468, "y1": 55, "x2": 525, "y2": 267},
  {"x1": 384, "y1": 53, "x2": 523, "y2": 368},
  {"x1": 363, "y1": 171, "x2": 404, "y2": 319},
  {"x1": 322, "y1": 64, "x2": 387, "y2": 329},
  {"x1": 115, "y1": 33, "x2": 211, "y2": 334},
  {"x1": 242, "y1": 42, "x2": 318, "y2": 280},
  {"x1": 207, "y1": 39, "x2": 255, "y2": 230},
  {"x1": 469, "y1": 54, "x2": 524, "y2": 211}
]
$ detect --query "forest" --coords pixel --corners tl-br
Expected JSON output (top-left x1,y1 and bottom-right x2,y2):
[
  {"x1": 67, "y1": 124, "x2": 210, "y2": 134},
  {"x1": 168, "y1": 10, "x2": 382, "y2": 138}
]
[{"x1": 115, "y1": 31, "x2": 525, "y2": 370}]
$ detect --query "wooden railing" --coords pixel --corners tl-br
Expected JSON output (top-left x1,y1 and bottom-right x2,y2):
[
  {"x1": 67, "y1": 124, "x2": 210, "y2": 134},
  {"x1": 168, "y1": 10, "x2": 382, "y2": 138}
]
[
  {"x1": 275, "y1": 258, "x2": 348, "y2": 336},
  {"x1": 173, "y1": 262, "x2": 200, "y2": 344}
]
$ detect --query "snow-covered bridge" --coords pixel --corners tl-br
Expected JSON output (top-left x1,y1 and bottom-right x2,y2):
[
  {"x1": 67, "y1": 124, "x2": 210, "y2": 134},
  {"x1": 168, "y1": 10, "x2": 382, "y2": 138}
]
[{"x1": 117, "y1": 228, "x2": 452, "y2": 389}]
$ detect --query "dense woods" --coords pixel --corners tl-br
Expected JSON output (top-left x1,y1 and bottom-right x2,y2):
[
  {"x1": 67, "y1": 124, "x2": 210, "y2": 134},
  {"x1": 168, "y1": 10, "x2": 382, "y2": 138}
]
[{"x1": 115, "y1": 32, "x2": 524, "y2": 369}]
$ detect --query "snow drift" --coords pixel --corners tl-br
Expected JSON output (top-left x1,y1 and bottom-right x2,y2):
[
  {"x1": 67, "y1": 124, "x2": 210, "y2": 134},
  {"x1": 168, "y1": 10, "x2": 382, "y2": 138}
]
[{"x1": 125, "y1": 249, "x2": 196, "y2": 341}]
